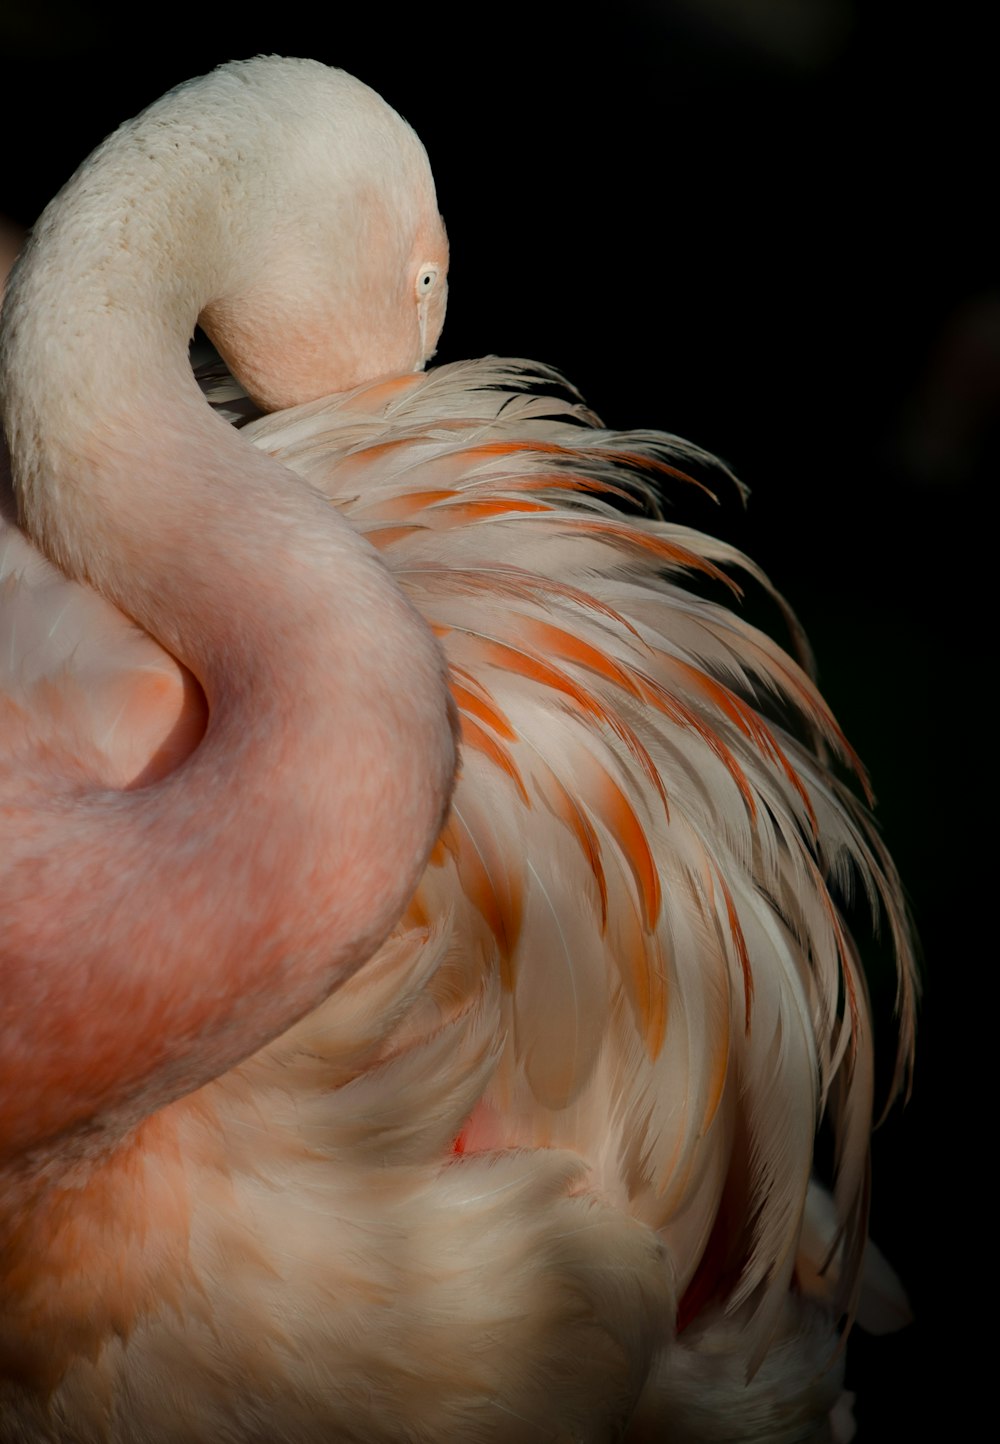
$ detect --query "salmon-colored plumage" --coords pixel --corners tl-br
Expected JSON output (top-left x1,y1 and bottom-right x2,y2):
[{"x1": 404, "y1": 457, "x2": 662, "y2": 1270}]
[{"x1": 0, "y1": 58, "x2": 914, "y2": 1442}]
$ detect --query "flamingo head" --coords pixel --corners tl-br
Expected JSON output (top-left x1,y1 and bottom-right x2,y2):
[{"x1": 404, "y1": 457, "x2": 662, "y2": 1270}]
[{"x1": 197, "y1": 60, "x2": 450, "y2": 412}]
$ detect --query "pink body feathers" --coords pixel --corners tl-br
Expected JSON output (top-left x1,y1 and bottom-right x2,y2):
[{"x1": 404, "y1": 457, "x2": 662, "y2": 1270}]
[{"x1": 0, "y1": 59, "x2": 914, "y2": 1442}]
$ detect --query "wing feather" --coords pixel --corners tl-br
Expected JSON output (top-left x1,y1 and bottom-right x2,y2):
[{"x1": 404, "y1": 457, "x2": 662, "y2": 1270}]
[{"x1": 240, "y1": 356, "x2": 916, "y2": 1362}]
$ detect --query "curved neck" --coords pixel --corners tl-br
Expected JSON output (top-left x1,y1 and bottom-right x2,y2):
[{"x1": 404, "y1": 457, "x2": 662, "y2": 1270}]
[{"x1": 0, "y1": 75, "x2": 456, "y2": 1172}]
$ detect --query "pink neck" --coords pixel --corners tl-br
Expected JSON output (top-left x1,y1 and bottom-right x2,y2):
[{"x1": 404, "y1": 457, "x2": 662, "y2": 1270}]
[{"x1": 0, "y1": 339, "x2": 455, "y2": 1181}]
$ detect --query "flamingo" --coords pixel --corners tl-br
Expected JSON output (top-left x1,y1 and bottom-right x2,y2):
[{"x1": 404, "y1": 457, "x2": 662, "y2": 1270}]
[{"x1": 0, "y1": 57, "x2": 915, "y2": 1443}]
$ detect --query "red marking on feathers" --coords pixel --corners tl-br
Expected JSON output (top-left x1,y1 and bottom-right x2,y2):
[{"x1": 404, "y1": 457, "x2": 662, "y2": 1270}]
[
  {"x1": 459, "y1": 715, "x2": 530, "y2": 805},
  {"x1": 438, "y1": 814, "x2": 523, "y2": 968},
  {"x1": 519, "y1": 617, "x2": 646, "y2": 700},
  {"x1": 723, "y1": 631, "x2": 872, "y2": 803},
  {"x1": 457, "y1": 438, "x2": 710, "y2": 499},
  {"x1": 449, "y1": 672, "x2": 518, "y2": 741},
  {"x1": 632, "y1": 668, "x2": 758, "y2": 820},
  {"x1": 364, "y1": 488, "x2": 458, "y2": 520},
  {"x1": 558, "y1": 517, "x2": 742, "y2": 592},
  {"x1": 458, "y1": 439, "x2": 586, "y2": 461},
  {"x1": 438, "y1": 566, "x2": 649, "y2": 644},
  {"x1": 600, "y1": 448, "x2": 718, "y2": 500},
  {"x1": 665, "y1": 657, "x2": 821, "y2": 834},
  {"x1": 533, "y1": 765, "x2": 610, "y2": 930},
  {"x1": 341, "y1": 433, "x2": 428, "y2": 462},
  {"x1": 362, "y1": 524, "x2": 421, "y2": 550},
  {"x1": 430, "y1": 497, "x2": 553, "y2": 523},
  {"x1": 468, "y1": 634, "x2": 669, "y2": 817},
  {"x1": 340, "y1": 371, "x2": 425, "y2": 411},
  {"x1": 518, "y1": 619, "x2": 672, "y2": 815},
  {"x1": 607, "y1": 878, "x2": 669, "y2": 1059},
  {"x1": 587, "y1": 761, "x2": 662, "y2": 931},
  {"x1": 499, "y1": 473, "x2": 640, "y2": 506}
]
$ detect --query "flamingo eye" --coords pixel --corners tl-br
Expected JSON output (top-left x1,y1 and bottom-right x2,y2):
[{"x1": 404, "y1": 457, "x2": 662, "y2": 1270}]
[{"x1": 416, "y1": 265, "x2": 438, "y2": 299}]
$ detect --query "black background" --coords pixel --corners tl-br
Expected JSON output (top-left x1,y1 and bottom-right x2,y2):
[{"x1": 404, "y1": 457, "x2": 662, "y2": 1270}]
[{"x1": 2, "y1": 3, "x2": 988, "y2": 1437}]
